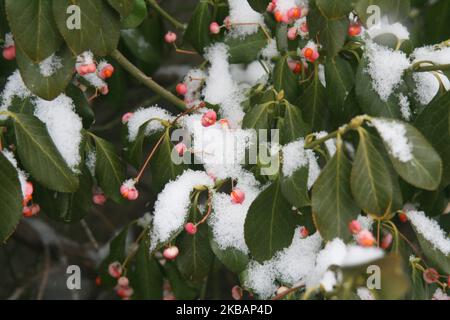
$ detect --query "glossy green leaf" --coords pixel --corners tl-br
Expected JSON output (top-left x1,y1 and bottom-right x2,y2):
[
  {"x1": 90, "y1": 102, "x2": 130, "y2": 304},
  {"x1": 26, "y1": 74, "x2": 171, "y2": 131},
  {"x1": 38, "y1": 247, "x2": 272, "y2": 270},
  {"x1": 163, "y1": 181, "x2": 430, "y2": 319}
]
[
  {"x1": 280, "y1": 101, "x2": 310, "y2": 144},
  {"x1": 121, "y1": 0, "x2": 147, "y2": 29},
  {"x1": 312, "y1": 141, "x2": 360, "y2": 241},
  {"x1": 247, "y1": 0, "x2": 270, "y2": 12},
  {"x1": 184, "y1": 0, "x2": 212, "y2": 54},
  {"x1": 226, "y1": 30, "x2": 268, "y2": 64},
  {"x1": 351, "y1": 128, "x2": 393, "y2": 215},
  {"x1": 424, "y1": 0, "x2": 450, "y2": 44},
  {"x1": 0, "y1": 151, "x2": 23, "y2": 243},
  {"x1": 164, "y1": 261, "x2": 199, "y2": 299},
  {"x1": 5, "y1": 0, "x2": 62, "y2": 62},
  {"x1": 245, "y1": 178, "x2": 299, "y2": 262},
  {"x1": 66, "y1": 84, "x2": 94, "y2": 129},
  {"x1": 355, "y1": 0, "x2": 411, "y2": 25},
  {"x1": 107, "y1": 0, "x2": 134, "y2": 18},
  {"x1": 242, "y1": 102, "x2": 271, "y2": 130},
  {"x1": 16, "y1": 45, "x2": 75, "y2": 100},
  {"x1": 90, "y1": 133, "x2": 126, "y2": 203},
  {"x1": 373, "y1": 118, "x2": 442, "y2": 191},
  {"x1": 53, "y1": 0, "x2": 120, "y2": 56},
  {"x1": 273, "y1": 55, "x2": 299, "y2": 103},
  {"x1": 11, "y1": 112, "x2": 79, "y2": 193},
  {"x1": 316, "y1": 0, "x2": 352, "y2": 18},
  {"x1": 281, "y1": 166, "x2": 310, "y2": 208},
  {"x1": 209, "y1": 235, "x2": 249, "y2": 274}
]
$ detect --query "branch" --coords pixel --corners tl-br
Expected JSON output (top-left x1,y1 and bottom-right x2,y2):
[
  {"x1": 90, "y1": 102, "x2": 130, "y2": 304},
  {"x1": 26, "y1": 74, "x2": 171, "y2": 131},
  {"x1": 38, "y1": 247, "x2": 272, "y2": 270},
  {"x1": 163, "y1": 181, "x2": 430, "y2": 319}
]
[
  {"x1": 147, "y1": 0, "x2": 186, "y2": 31},
  {"x1": 111, "y1": 49, "x2": 187, "y2": 111}
]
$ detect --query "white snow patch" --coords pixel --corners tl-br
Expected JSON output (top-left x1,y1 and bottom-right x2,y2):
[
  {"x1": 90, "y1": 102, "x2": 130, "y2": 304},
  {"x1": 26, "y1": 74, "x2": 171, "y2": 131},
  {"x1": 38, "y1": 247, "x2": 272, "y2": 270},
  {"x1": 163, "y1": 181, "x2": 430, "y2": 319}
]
[{"x1": 127, "y1": 106, "x2": 174, "y2": 142}]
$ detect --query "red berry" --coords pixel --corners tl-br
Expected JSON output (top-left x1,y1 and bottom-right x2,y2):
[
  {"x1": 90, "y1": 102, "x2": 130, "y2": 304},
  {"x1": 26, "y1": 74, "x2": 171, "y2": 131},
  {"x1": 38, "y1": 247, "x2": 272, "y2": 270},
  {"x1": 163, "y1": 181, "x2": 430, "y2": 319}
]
[
  {"x1": 118, "y1": 276, "x2": 129, "y2": 287},
  {"x1": 164, "y1": 31, "x2": 177, "y2": 44},
  {"x1": 184, "y1": 222, "x2": 197, "y2": 235},
  {"x1": 120, "y1": 182, "x2": 139, "y2": 201},
  {"x1": 201, "y1": 110, "x2": 217, "y2": 127},
  {"x1": 299, "y1": 226, "x2": 309, "y2": 238},
  {"x1": 399, "y1": 212, "x2": 408, "y2": 223},
  {"x1": 2, "y1": 45, "x2": 16, "y2": 60},
  {"x1": 356, "y1": 229, "x2": 376, "y2": 247},
  {"x1": 163, "y1": 246, "x2": 179, "y2": 260},
  {"x1": 423, "y1": 268, "x2": 440, "y2": 284},
  {"x1": 231, "y1": 188, "x2": 245, "y2": 204},
  {"x1": 381, "y1": 232, "x2": 393, "y2": 249},
  {"x1": 92, "y1": 192, "x2": 107, "y2": 205},
  {"x1": 176, "y1": 83, "x2": 188, "y2": 96},
  {"x1": 174, "y1": 142, "x2": 187, "y2": 156},
  {"x1": 121, "y1": 112, "x2": 134, "y2": 124},
  {"x1": 30, "y1": 204, "x2": 40, "y2": 216},
  {"x1": 116, "y1": 286, "x2": 134, "y2": 299},
  {"x1": 209, "y1": 22, "x2": 221, "y2": 34},
  {"x1": 348, "y1": 23, "x2": 362, "y2": 37},
  {"x1": 22, "y1": 206, "x2": 33, "y2": 218},
  {"x1": 95, "y1": 276, "x2": 101, "y2": 286},
  {"x1": 288, "y1": 7, "x2": 301, "y2": 20},
  {"x1": 99, "y1": 63, "x2": 114, "y2": 79},
  {"x1": 274, "y1": 11, "x2": 283, "y2": 22},
  {"x1": 24, "y1": 181, "x2": 34, "y2": 198},
  {"x1": 86, "y1": 63, "x2": 97, "y2": 74},
  {"x1": 348, "y1": 220, "x2": 361, "y2": 234},
  {"x1": 108, "y1": 261, "x2": 123, "y2": 279},
  {"x1": 231, "y1": 285, "x2": 243, "y2": 300}
]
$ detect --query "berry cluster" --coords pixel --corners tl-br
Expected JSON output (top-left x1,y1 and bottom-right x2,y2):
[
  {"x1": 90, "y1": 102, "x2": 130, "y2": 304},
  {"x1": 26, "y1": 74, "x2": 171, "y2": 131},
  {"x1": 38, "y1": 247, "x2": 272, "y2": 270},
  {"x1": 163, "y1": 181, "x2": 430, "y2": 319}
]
[{"x1": 107, "y1": 261, "x2": 134, "y2": 300}]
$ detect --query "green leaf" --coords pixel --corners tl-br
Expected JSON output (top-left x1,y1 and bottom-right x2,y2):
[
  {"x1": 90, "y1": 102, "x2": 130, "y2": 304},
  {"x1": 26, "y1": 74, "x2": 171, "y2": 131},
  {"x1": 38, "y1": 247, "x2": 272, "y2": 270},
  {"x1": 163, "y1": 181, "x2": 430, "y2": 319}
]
[
  {"x1": 226, "y1": 30, "x2": 268, "y2": 64},
  {"x1": 209, "y1": 235, "x2": 249, "y2": 274},
  {"x1": 280, "y1": 101, "x2": 310, "y2": 144},
  {"x1": 5, "y1": 0, "x2": 62, "y2": 62},
  {"x1": 107, "y1": 0, "x2": 134, "y2": 18},
  {"x1": 242, "y1": 102, "x2": 271, "y2": 130},
  {"x1": 176, "y1": 206, "x2": 214, "y2": 282},
  {"x1": 372, "y1": 118, "x2": 442, "y2": 191},
  {"x1": 415, "y1": 92, "x2": 450, "y2": 187},
  {"x1": 16, "y1": 45, "x2": 76, "y2": 101},
  {"x1": 281, "y1": 166, "x2": 310, "y2": 208},
  {"x1": 355, "y1": 59, "x2": 402, "y2": 119},
  {"x1": 53, "y1": 0, "x2": 120, "y2": 56},
  {"x1": 66, "y1": 84, "x2": 94, "y2": 129},
  {"x1": 247, "y1": 0, "x2": 270, "y2": 12},
  {"x1": 273, "y1": 55, "x2": 299, "y2": 103},
  {"x1": 121, "y1": 0, "x2": 147, "y2": 29},
  {"x1": 298, "y1": 66, "x2": 327, "y2": 131},
  {"x1": 90, "y1": 133, "x2": 126, "y2": 203},
  {"x1": 129, "y1": 237, "x2": 163, "y2": 299},
  {"x1": 245, "y1": 178, "x2": 299, "y2": 262},
  {"x1": 35, "y1": 166, "x2": 93, "y2": 223},
  {"x1": 351, "y1": 128, "x2": 393, "y2": 216},
  {"x1": 150, "y1": 130, "x2": 187, "y2": 192},
  {"x1": 0, "y1": 151, "x2": 23, "y2": 243},
  {"x1": 164, "y1": 261, "x2": 199, "y2": 299},
  {"x1": 355, "y1": 0, "x2": 411, "y2": 25},
  {"x1": 413, "y1": 225, "x2": 450, "y2": 274},
  {"x1": 424, "y1": 0, "x2": 450, "y2": 44},
  {"x1": 11, "y1": 112, "x2": 79, "y2": 193},
  {"x1": 325, "y1": 56, "x2": 355, "y2": 121},
  {"x1": 184, "y1": 0, "x2": 212, "y2": 54},
  {"x1": 99, "y1": 226, "x2": 129, "y2": 287},
  {"x1": 316, "y1": 0, "x2": 352, "y2": 18},
  {"x1": 312, "y1": 141, "x2": 360, "y2": 241}
]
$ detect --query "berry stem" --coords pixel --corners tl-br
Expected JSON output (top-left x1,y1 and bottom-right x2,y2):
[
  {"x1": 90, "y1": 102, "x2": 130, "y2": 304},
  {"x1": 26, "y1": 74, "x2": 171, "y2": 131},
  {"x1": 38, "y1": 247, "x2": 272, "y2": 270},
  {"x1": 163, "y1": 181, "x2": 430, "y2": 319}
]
[
  {"x1": 134, "y1": 130, "x2": 167, "y2": 183},
  {"x1": 122, "y1": 226, "x2": 149, "y2": 272},
  {"x1": 196, "y1": 190, "x2": 213, "y2": 226},
  {"x1": 111, "y1": 49, "x2": 186, "y2": 111},
  {"x1": 147, "y1": 0, "x2": 186, "y2": 31}
]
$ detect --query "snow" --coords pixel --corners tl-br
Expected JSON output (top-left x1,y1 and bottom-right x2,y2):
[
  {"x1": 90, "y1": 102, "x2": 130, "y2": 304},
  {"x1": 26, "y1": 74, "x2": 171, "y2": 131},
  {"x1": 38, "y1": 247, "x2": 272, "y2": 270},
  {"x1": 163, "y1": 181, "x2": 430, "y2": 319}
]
[
  {"x1": 4, "y1": 32, "x2": 14, "y2": 47},
  {"x1": 0, "y1": 71, "x2": 32, "y2": 120},
  {"x1": 202, "y1": 43, "x2": 245, "y2": 125},
  {"x1": 318, "y1": 64, "x2": 326, "y2": 87},
  {"x1": 86, "y1": 150, "x2": 96, "y2": 177},
  {"x1": 365, "y1": 41, "x2": 410, "y2": 102},
  {"x1": 281, "y1": 138, "x2": 320, "y2": 189},
  {"x1": 398, "y1": 93, "x2": 412, "y2": 120},
  {"x1": 406, "y1": 210, "x2": 450, "y2": 255},
  {"x1": 183, "y1": 69, "x2": 206, "y2": 108},
  {"x1": 412, "y1": 45, "x2": 450, "y2": 66},
  {"x1": 126, "y1": 106, "x2": 174, "y2": 142},
  {"x1": 39, "y1": 54, "x2": 63, "y2": 77},
  {"x1": 34, "y1": 94, "x2": 83, "y2": 172},
  {"x1": 357, "y1": 287, "x2": 375, "y2": 300},
  {"x1": 227, "y1": 0, "x2": 264, "y2": 38},
  {"x1": 244, "y1": 261, "x2": 277, "y2": 299},
  {"x1": 432, "y1": 288, "x2": 450, "y2": 300},
  {"x1": 413, "y1": 72, "x2": 450, "y2": 105},
  {"x1": 82, "y1": 73, "x2": 106, "y2": 89},
  {"x1": 367, "y1": 21, "x2": 410, "y2": 41},
  {"x1": 209, "y1": 170, "x2": 261, "y2": 253},
  {"x1": 371, "y1": 118, "x2": 413, "y2": 163},
  {"x1": 230, "y1": 62, "x2": 267, "y2": 88},
  {"x1": 260, "y1": 39, "x2": 279, "y2": 61},
  {"x1": 76, "y1": 51, "x2": 94, "y2": 66},
  {"x1": 149, "y1": 170, "x2": 215, "y2": 250},
  {"x1": 1, "y1": 149, "x2": 28, "y2": 198}
]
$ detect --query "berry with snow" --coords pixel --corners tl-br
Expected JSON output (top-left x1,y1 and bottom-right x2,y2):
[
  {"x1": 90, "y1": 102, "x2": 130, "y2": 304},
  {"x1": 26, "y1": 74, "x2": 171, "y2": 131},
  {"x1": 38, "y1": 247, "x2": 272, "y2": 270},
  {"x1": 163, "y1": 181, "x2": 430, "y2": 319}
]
[
  {"x1": 184, "y1": 222, "x2": 197, "y2": 235},
  {"x1": 356, "y1": 229, "x2": 376, "y2": 247},
  {"x1": 163, "y1": 246, "x2": 179, "y2": 260},
  {"x1": 287, "y1": 27, "x2": 298, "y2": 41},
  {"x1": 121, "y1": 112, "x2": 134, "y2": 124},
  {"x1": 219, "y1": 118, "x2": 230, "y2": 129},
  {"x1": 2, "y1": 45, "x2": 15, "y2": 60},
  {"x1": 108, "y1": 261, "x2": 123, "y2": 279},
  {"x1": 288, "y1": 7, "x2": 301, "y2": 20},
  {"x1": 348, "y1": 220, "x2": 361, "y2": 234},
  {"x1": 300, "y1": 22, "x2": 309, "y2": 34},
  {"x1": 209, "y1": 22, "x2": 221, "y2": 34},
  {"x1": 230, "y1": 188, "x2": 245, "y2": 204},
  {"x1": 201, "y1": 110, "x2": 217, "y2": 127},
  {"x1": 423, "y1": 268, "x2": 440, "y2": 284},
  {"x1": 99, "y1": 63, "x2": 114, "y2": 79},
  {"x1": 299, "y1": 226, "x2": 309, "y2": 238},
  {"x1": 120, "y1": 180, "x2": 139, "y2": 201},
  {"x1": 176, "y1": 83, "x2": 188, "y2": 96},
  {"x1": 164, "y1": 31, "x2": 177, "y2": 44},
  {"x1": 175, "y1": 142, "x2": 187, "y2": 156},
  {"x1": 302, "y1": 46, "x2": 320, "y2": 63}
]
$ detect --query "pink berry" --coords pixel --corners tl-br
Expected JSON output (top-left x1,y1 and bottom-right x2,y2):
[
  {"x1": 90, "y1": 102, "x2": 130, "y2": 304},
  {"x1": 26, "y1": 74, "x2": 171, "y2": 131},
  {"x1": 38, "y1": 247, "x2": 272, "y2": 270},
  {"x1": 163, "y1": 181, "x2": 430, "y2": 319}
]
[
  {"x1": 281, "y1": 13, "x2": 290, "y2": 24},
  {"x1": 299, "y1": 226, "x2": 309, "y2": 238},
  {"x1": 76, "y1": 64, "x2": 89, "y2": 76},
  {"x1": 2, "y1": 45, "x2": 15, "y2": 60},
  {"x1": 356, "y1": 229, "x2": 376, "y2": 247},
  {"x1": 116, "y1": 286, "x2": 134, "y2": 298},
  {"x1": 423, "y1": 268, "x2": 440, "y2": 284},
  {"x1": 176, "y1": 83, "x2": 188, "y2": 96},
  {"x1": 120, "y1": 183, "x2": 139, "y2": 201},
  {"x1": 22, "y1": 206, "x2": 33, "y2": 218},
  {"x1": 224, "y1": 16, "x2": 232, "y2": 30},
  {"x1": 100, "y1": 85, "x2": 109, "y2": 95},
  {"x1": 117, "y1": 276, "x2": 129, "y2": 287},
  {"x1": 201, "y1": 110, "x2": 217, "y2": 127},
  {"x1": 121, "y1": 112, "x2": 134, "y2": 124},
  {"x1": 163, "y1": 246, "x2": 179, "y2": 260},
  {"x1": 231, "y1": 285, "x2": 243, "y2": 300},
  {"x1": 164, "y1": 31, "x2": 177, "y2": 44},
  {"x1": 86, "y1": 63, "x2": 97, "y2": 74},
  {"x1": 219, "y1": 118, "x2": 230, "y2": 129},
  {"x1": 93, "y1": 192, "x2": 107, "y2": 205},
  {"x1": 99, "y1": 63, "x2": 114, "y2": 79},
  {"x1": 184, "y1": 222, "x2": 197, "y2": 235},
  {"x1": 267, "y1": 2, "x2": 275, "y2": 12},
  {"x1": 287, "y1": 27, "x2": 298, "y2": 40},
  {"x1": 231, "y1": 188, "x2": 245, "y2": 204},
  {"x1": 381, "y1": 232, "x2": 393, "y2": 249},
  {"x1": 300, "y1": 22, "x2": 309, "y2": 33},
  {"x1": 30, "y1": 204, "x2": 40, "y2": 216},
  {"x1": 108, "y1": 261, "x2": 123, "y2": 279},
  {"x1": 209, "y1": 22, "x2": 221, "y2": 34},
  {"x1": 348, "y1": 220, "x2": 361, "y2": 234},
  {"x1": 24, "y1": 182, "x2": 34, "y2": 198},
  {"x1": 288, "y1": 7, "x2": 301, "y2": 20},
  {"x1": 302, "y1": 47, "x2": 320, "y2": 63},
  {"x1": 174, "y1": 142, "x2": 187, "y2": 156}
]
